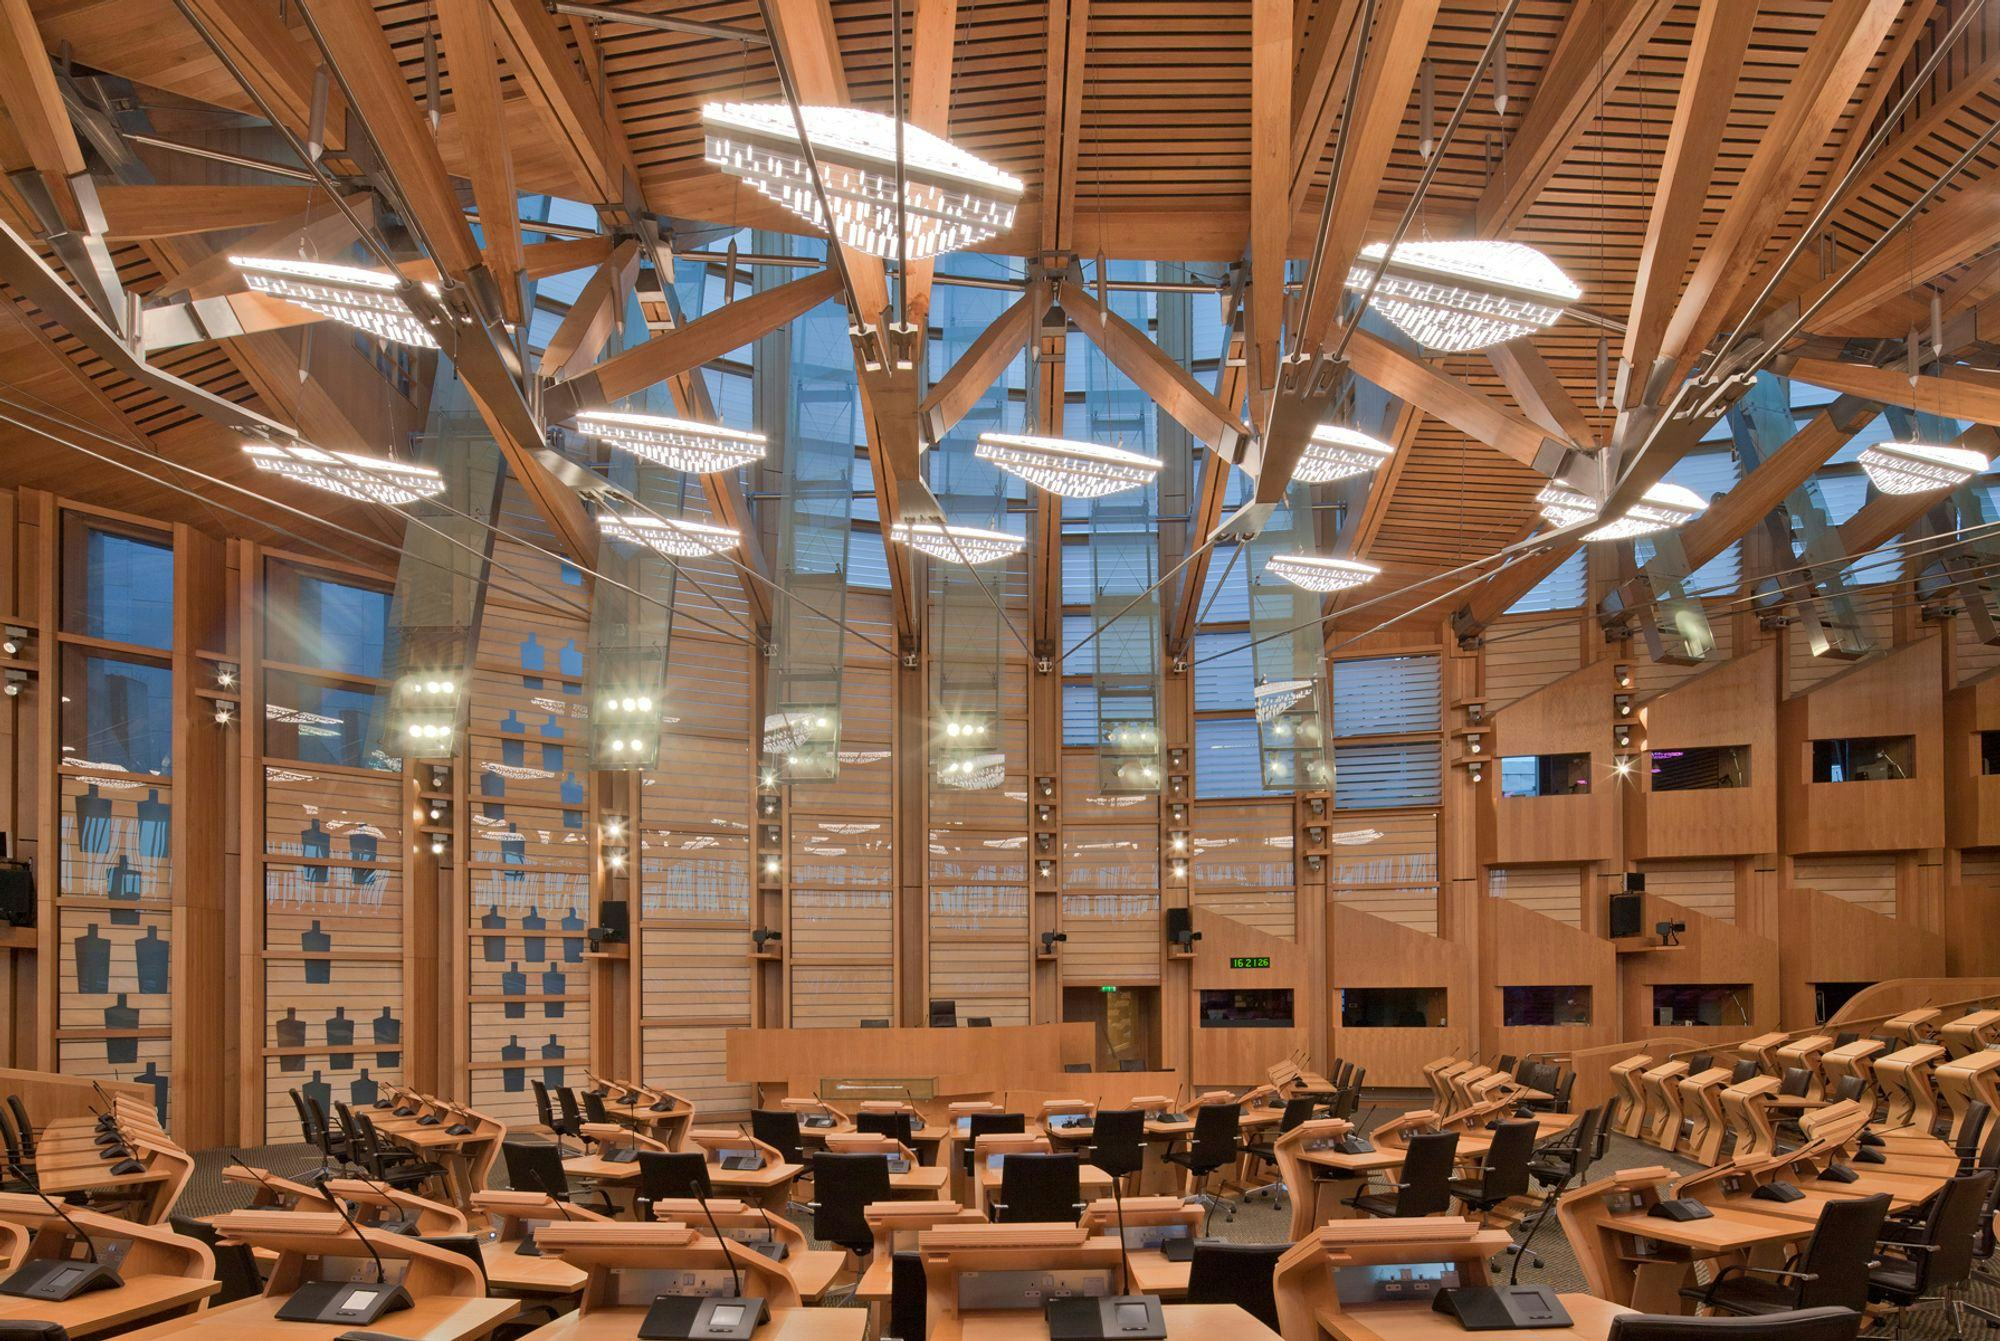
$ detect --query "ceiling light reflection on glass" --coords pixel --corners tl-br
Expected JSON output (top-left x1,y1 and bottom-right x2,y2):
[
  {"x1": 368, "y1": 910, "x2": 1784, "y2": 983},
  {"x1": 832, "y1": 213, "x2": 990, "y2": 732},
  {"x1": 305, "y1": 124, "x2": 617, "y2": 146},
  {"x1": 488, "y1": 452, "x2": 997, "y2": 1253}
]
[
  {"x1": 1536, "y1": 479, "x2": 1706, "y2": 542},
  {"x1": 1857, "y1": 440, "x2": 1991, "y2": 495},
  {"x1": 1293, "y1": 425, "x2": 1396, "y2": 484},
  {"x1": 1346, "y1": 240, "x2": 1580, "y2": 352},
  {"x1": 973, "y1": 432, "x2": 1163, "y2": 498},
  {"x1": 1263, "y1": 553, "x2": 1380, "y2": 593},
  {"x1": 597, "y1": 511, "x2": 741, "y2": 557},
  {"x1": 701, "y1": 103, "x2": 1024, "y2": 260},
  {"x1": 244, "y1": 442, "x2": 446, "y2": 506},
  {"x1": 231, "y1": 255, "x2": 440, "y2": 348},
  {"x1": 890, "y1": 521, "x2": 1025, "y2": 565},
  {"x1": 575, "y1": 411, "x2": 768, "y2": 475}
]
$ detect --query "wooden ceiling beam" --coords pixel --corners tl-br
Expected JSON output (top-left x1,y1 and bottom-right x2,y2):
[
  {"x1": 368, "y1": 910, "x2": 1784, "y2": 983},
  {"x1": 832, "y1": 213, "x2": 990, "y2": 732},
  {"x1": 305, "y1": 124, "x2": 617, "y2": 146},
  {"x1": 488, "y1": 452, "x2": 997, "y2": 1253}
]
[
  {"x1": 918, "y1": 280, "x2": 1048, "y2": 443},
  {"x1": 1247, "y1": 0, "x2": 1290, "y2": 399},
  {"x1": 438, "y1": 0, "x2": 526, "y2": 325},
  {"x1": 1655, "y1": 0, "x2": 1904, "y2": 380},
  {"x1": 1620, "y1": 0, "x2": 1753, "y2": 406},
  {"x1": 1039, "y1": 0, "x2": 1089, "y2": 255},
  {"x1": 543, "y1": 267, "x2": 842, "y2": 422},
  {"x1": 1485, "y1": 337, "x2": 1600, "y2": 450},
  {"x1": 96, "y1": 184, "x2": 319, "y2": 238},
  {"x1": 1057, "y1": 276, "x2": 1248, "y2": 456},
  {"x1": 1474, "y1": 0, "x2": 1673, "y2": 235},
  {"x1": 179, "y1": 0, "x2": 346, "y2": 153},
  {"x1": 537, "y1": 239, "x2": 641, "y2": 381},
  {"x1": 1287, "y1": 0, "x2": 1365, "y2": 222},
  {"x1": 1789, "y1": 356, "x2": 2000, "y2": 426},
  {"x1": 1837, "y1": 427, "x2": 2000, "y2": 557},
  {"x1": 1797, "y1": 182, "x2": 2000, "y2": 336},
  {"x1": 485, "y1": 0, "x2": 636, "y2": 207},
  {"x1": 1345, "y1": 327, "x2": 1567, "y2": 472},
  {"x1": 1167, "y1": 306, "x2": 1250, "y2": 657},
  {"x1": 1294, "y1": 0, "x2": 1440, "y2": 350},
  {"x1": 901, "y1": 0, "x2": 959, "y2": 336},
  {"x1": 0, "y1": 0, "x2": 87, "y2": 229}
]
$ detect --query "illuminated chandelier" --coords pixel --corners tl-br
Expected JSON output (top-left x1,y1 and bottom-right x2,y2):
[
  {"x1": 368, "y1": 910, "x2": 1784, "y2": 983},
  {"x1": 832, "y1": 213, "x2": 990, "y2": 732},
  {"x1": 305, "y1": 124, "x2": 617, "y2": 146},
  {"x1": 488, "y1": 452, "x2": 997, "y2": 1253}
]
[
  {"x1": 702, "y1": 103, "x2": 1024, "y2": 260},
  {"x1": 575, "y1": 411, "x2": 768, "y2": 475},
  {"x1": 1857, "y1": 440, "x2": 1991, "y2": 495},
  {"x1": 230, "y1": 255, "x2": 439, "y2": 348},
  {"x1": 1346, "y1": 240, "x2": 1580, "y2": 352},
  {"x1": 597, "y1": 511, "x2": 740, "y2": 557},
  {"x1": 1294, "y1": 425, "x2": 1396, "y2": 484},
  {"x1": 890, "y1": 521, "x2": 1025, "y2": 565},
  {"x1": 1536, "y1": 479, "x2": 1707, "y2": 542},
  {"x1": 974, "y1": 433, "x2": 1162, "y2": 498},
  {"x1": 1264, "y1": 553, "x2": 1380, "y2": 593},
  {"x1": 244, "y1": 442, "x2": 445, "y2": 506},
  {"x1": 1254, "y1": 679, "x2": 1316, "y2": 724},
  {"x1": 936, "y1": 751, "x2": 1006, "y2": 790}
]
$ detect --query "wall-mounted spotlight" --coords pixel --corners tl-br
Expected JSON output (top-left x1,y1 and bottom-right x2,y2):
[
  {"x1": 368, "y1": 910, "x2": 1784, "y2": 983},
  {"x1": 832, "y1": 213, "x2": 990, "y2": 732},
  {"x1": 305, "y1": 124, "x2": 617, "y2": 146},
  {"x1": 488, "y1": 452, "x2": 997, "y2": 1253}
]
[
  {"x1": 1613, "y1": 725, "x2": 1632, "y2": 749},
  {"x1": 1306, "y1": 826, "x2": 1326, "y2": 845},
  {"x1": 1037, "y1": 776, "x2": 1055, "y2": 799},
  {"x1": 1614, "y1": 664, "x2": 1633, "y2": 690},
  {"x1": 1037, "y1": 858, "x2": 1056, "y2": 880},
  {"x1": 1613, "y1": 755, "x2": 1633, "y2": 778},
  {"x1": 763, "y1": 857, "x2": 782, "y2": 877},
  {"x1": 0, "y1": 626, "x2": 28, "y2": 657},
  {"x1": 214, "y1": 704, "x2": 234, "y2": 726},
  {"x1": 1036, "y1": 832, "x2": 1054, "y2": 853},
  {"x1": 216, "y1": 664, "x2": 238, "y2": 689},
  {"x1": 1614, "y1": 694, "x2": 1633, "y2": 718},
  {"x1": 1468, "y1": 763, "x2": 1485, "y2": 784},
  {"x1": 1039, "y1": 930, "x2": 1068, "y2": 955},
  {"x1": 1467, "y1": 736, "x2": 1482, "y2": 754},
  {"x1": 606, "y1": 850, "x2": 627, "y2": 871},
  {"x1": 1170, "y1": 860, "x2": 1188, "y2": 880},
  {"x1": 1305, "y1": 853, "x2": 1323, "y2": 872},
  {"x1": 752, "y1": 927, "x2": 783, "y2": 954},
  {"x1": 1655, "y1": 919, "x2": 1685, "y2": 946},
  {"x1": 430, "y1": 837, "x2": 447, "y2": 856},
  {"x1": 1, "y1": 671, "x2": 23, "y2": 698},
  {"x1": 1306, "y1": 796, "x2": 1326, "y2": 817},
  {"x1": 1168, "y1": 833, "x2": 1188, "y2": 855}
]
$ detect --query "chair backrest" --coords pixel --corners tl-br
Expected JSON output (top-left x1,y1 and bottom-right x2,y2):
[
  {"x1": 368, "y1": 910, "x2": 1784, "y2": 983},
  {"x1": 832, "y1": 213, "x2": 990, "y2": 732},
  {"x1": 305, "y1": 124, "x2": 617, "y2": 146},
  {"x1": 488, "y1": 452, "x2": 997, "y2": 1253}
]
[
  {"x1": 0, "y1": 1322, "x2": 74, "y2": 1341},
  {"x1": 502, "y1": 1140, "x2": 572, "y2": 1200},
  {"x1": 1793, "y1": 1192, "x2": 1889, "y2": 1312},
  {"x1": 6, "y1": 1097, "x2": 30, "y2": 1156},
  {"x1": 1393, "y1": 1131, "x2": 1460, "y2": 1216},
  {"x1": 887, "y1": 1250, "x2": 926, "y2": 1341},
  {"x1": 962, "y1": 1112, "x2": 1026, "y2": 1174},
  {"x1": 751, "y1": 1109, "x2": 804, "y2": 1163},
  {"x1": 1568, "y1": 1105, "x2": 1606, "y2": 1181},
  {"x1": 1552, "y1": 1069, "x2": 1576, "y2": 1114},
  {"x1": 994, "y1": 1152, "x2": 1083, "y2": 1224},
  {"x1": 1731, "y1": 1059, "x2": 1761, "y2": 1084},
  {"x1": 1090, "y1": 1109, "x2": 1146, "y2": 1177},
  {"x1": 582, "y1": 1091, "x2": 610, "y2": 1125},
  {"x1": 1606, "y1": 1307, "x2": 1861, "y2": 1341},
  {"x1": 1495, "y1": 1055, "x2": 1517, "y2": 1077},
  {"x1": 636, "y1": 1151, "x2": 712, "y2": 1203},
  {"x1": 1688, "y1": 1054, "x2": 1713, "y2": 1076},
  {"x1": 1185, "y1": 1241, "x2": 1285, "y2": 1329},
  {"x1": 857, "y1": 1110, "x2": 916, "y2": 1145},
  {"x1": 418, "y1": 1234, "x2": 490, "y2": 1287},
  {"x1": 288, "y1": 1089, "x2": 318, "y2": 1146},
  {"x1": 967, "y1": 1017, "x2": 993, "y2": 1027},
  {"x1": 0, "y1": 1104, "x2": 21, "y2": 1167},
  {"x1": 812, "y1": 1153, "x2": 892, "y2": 1253},
  {"x1": 1188, "y1": 1103, "x2": 1241, "y2": 1165},
  {"x1": 532, "y1": 1079, "x2": 557, "y2": 1129},
  {"x1": 1955, "y1": 1100, "x2": 1990, "y2": 1170},
  {"x1": 555, "y1": 1088, "x2": 584, "y2": 1127},
  {"x1": 1779, "y1": 1067, "x2": 1811, "y2": 1098},
  {"x1": 170, "y1": 1214, "x2": 262, "y2": 1304},
  {"x1": 1912, "y1": 1169, "x2": 1996, "y2": 1288},
  {"x1": 1832, "y1": 1033, "x2": 1858, "y2": 1049},
  {"x1": 306, "y1": 1095, "x2": 341, "y2": 1160},
  {"x1": 1829, "y1": 1075, "x2": 1864, "y2": 1104},
  {"x1": 1475, "y1": 1119, "x2": 1537, "y2": 1200},
  {"x1": 1277, "y1": 1097, "x2": 1316, "y2": 1135}
]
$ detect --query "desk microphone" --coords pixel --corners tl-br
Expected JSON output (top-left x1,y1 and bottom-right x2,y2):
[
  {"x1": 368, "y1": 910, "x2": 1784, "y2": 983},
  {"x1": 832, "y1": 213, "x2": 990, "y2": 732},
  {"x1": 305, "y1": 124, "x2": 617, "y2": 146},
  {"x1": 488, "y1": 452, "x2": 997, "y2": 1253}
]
[
  {"x1": 1046, "y1": 1165, "x2": 1165, "y2": 1339},
  {"x1": 0, "y1": 1162, "x2": 122, "y2": 1300},
  {"x1": 273, "y1": 1172, "x2": 413, "y2": 1325},
  {"x1": 636, "y1": 1190, "x2": 767, "y2": 1339}
]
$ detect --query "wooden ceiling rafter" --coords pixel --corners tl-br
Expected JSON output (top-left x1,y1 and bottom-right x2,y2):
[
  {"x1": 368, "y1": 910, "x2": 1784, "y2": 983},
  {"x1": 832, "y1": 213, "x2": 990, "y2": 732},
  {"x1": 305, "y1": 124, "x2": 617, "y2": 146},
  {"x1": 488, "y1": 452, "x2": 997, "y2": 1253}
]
[{"x1": 436, "y1": 0, "x2": 526, "y2": 325}]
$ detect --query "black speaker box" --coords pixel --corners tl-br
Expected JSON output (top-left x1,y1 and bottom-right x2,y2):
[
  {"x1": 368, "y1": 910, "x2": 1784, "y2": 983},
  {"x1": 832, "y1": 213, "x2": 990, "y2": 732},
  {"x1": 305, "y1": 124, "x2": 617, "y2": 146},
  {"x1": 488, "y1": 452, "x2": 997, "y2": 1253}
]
[{"x1": 1607, "y1": 892, "x2": 1643, "y2": 940}]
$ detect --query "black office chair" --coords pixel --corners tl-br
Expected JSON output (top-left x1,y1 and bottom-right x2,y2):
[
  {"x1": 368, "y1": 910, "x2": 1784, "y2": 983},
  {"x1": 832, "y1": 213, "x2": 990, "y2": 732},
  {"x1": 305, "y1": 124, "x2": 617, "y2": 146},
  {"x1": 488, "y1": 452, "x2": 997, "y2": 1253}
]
[
  {"x1": 0, "y1": 1106, "x2": 25, "y2": 1180},
  {"x1": 960, "y1": 1113, "x2": 1026, "y2": 1177},
  {"x1": 1242, "y1": 1098, "x2": 1316, "y2": 1209},
  {"x1": 633, "y1": 1151, "x2": 712, "y2": 1222},
  {"x1": 170, "y1": 1214, "x2": 262, "y2": 1304},
  {"x1": 349, "y1": 1110, "x2": 448, "y2": 1195},
  {"x1": 1951, "y1": 1100, "x2": 1990, "y2": 1174},
  {"x1": 1495, "y1": 1054, "x2": 1518, "y2": 1078},
  {"x1": 582, "y1": 1091, "x2": 610, "y2": 1126},
  {"x1": 1828, "y1": 1075, "x2": 1865, "y2": 1104},
  {"x1": 288, "y1": 1089, "x2": 318, "y2": 1150},
  {"x1": 1682, "y1": 1192, "x2": 1888, "y2": 1316},
  {"x1": 305, "y1": 1094, "x2": 351, "y2": 1169},
  {"x1": 991, "y1": 1152, "x2": 1084, "y2": 1224},
  {"x1": 1867, "y1": 1169, "x2": 1994, "y2": 1338},
  {"x1": 857, "y1": 1110, "x2": 916, "y2": 1146},
  {"x1": 1064, "y1": 1063, "x2": 1092, "y2": 1074},
  {"x1": 554, "y1": 1087, "x2": 587, "y2": 1143},
  {"x1": 532, "y1": 1080, "x2": 580, "y2": 1153},
  {"x1": 1448, "y1": 1118, "x2": 1536, "y2": 1223},
  {"x1": 1528, "y1": 1106, "x2": 1603, "y2": 1191},
  {"x1": 502, "y1": 1139, "x2": 616, "y2": 1214},
  {"x1": 1731, "y1": 1059, "x2": 1762, "y2": 1084},
  {"x1": 1163, "y1": 1104, "x2": 1242, "y2": 1224},
  {"x1": 1186, "y1": 1241, "x2": 1284, "y2": 1330},
  {"x1": 0, "y1": 1324, "x2": 71, "y2": 1341},
  {"x1": 420, "y1": 1234, "x2": 561, "y2": 1340},
  {"x1": 1780, "y1": 1068, "x2": 1812, "y2": 1098},
  {"x1": 1346, "y1": 1130, "x2": 1458, "y2": 1218},
  {"x1": 860, "y1": 1019, "x2": 890, "y2": 1029},
  {"x1": 885, "y1": 1249, "x2": 926, "y2": 1340},
  {"x1": 1688, "y1": 1053, "x2": 1713, "y2": 1076},
  {"x1": 1606, "y1": 1308, "x2": 1861, "y2": 1341},
  {"x1": 1088, "y1": 1109, "x2": 1146, "y2": 1188},
  {"x1": 810, "y1": 1152, "x2": 892, "y2": 1271},
  {"x1": 751, "y1": 1109, "x2": 807, "y2": 1166},
  {"x1": 6, "y1": 1097, "x2": 32, "y2": 1163}
]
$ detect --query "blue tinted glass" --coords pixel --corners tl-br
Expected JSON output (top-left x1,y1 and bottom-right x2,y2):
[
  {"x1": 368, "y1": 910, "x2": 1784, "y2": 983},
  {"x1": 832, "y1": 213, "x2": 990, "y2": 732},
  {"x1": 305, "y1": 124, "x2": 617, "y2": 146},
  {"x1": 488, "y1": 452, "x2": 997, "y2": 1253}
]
[
  {"x1": 83, "y1": 529, "x2": 174, "y2": 648},
  {"x1": 264, "y1": 673, "x2": 390, "y2": 770},
  {"x1": 68, "y1": 654, "x2": 173, "y2": 774},
  {"x1": 287, "y1": 576, "x2": 390, "y2": 676}
]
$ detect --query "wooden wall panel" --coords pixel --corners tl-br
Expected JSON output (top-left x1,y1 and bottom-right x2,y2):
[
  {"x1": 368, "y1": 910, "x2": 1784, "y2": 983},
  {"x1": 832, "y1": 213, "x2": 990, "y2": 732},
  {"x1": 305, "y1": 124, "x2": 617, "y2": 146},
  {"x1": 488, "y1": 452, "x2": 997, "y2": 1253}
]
[
  {"x1": 1616, "y1": 896, "x2": 1778, "y2": 1046},
  {"x1": 1483, "y1": 616, "x2": 1582, "y2": 712},
  {"x1": 1787, "y1": 605, "x2": 1895, "y2": 696},
  {"x1": 1488, "y1": 865, "x2": 1585, "y2": 928},
  {"x1": 1635, "y1": 859, "x2": 1737, "y2": 923},
  {"x1": 1485, "y1": 658, "x2": 1616, "y2": 864},
  {"x1": 1330, "y1": 901, "x2": 1475, "y2": 1087},
  {"x1": 1480, "y1": 894, "x2": 1619, "y2": 1061},
  {"x1": 1779, "y1": 637, "x2": 1946, "y2": 855},
  {"x1": 1327, "y1": 810, "x2": 1437, "y2": 934},
  {"x1": 1187, "y1": 911, "x2": 1305, "y2": 1086},
  {"x1": 1633, "y1": 643, "x2": 1778, "y2": 859},
  {"x1": 1773, "y1": 883, "x2": 1946, "y2": 1026},
  {"x1": 1792, "y1": 854, "x2": 1897, "y2": 916},
  {"x1": 1190, "y1": 800, "x2": 1294, "y2": 940}
]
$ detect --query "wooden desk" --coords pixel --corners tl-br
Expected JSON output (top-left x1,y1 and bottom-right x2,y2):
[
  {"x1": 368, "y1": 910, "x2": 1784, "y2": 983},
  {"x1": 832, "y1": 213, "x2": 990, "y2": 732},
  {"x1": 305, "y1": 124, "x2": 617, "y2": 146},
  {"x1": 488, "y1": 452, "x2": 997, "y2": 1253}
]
[
  {"x1": 954, "y1": 1304, "x2": 1274, "y2": 1339},
  {"x1": 1275, "y1": 1217, "x2": 1571, "y2": 1341},
  {"x1": 115, "y1": 1292, "x2": 519, "y2": 1341},
  {"x1": 1331, "y1": 1294, "x2": 1629, "y2": 1341},
  {"x1": 0, "y1": 1272, "x2": 218, "y2": 1338},
  {"x1": 32, "y1": 1111, "x2": 193, "y2": 1223},
  {"x1": 0, "y1": 1191, "x2": 216, "y2": 1337},
  {"x1": 470, "y1": 1190, "x2": 606, "y2": 1297},
  {"x1": 519, "y1": 1304, "x2": 861, "y2": 1340}
]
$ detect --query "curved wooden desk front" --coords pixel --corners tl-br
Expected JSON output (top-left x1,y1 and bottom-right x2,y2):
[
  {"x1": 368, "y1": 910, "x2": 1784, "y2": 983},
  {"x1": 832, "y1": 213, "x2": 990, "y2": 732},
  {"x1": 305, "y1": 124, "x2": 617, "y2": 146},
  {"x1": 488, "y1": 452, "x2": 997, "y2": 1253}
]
[
  {"x1": 1607, "y1": 1055, "x2": 1652, "y2": 1137},
  {"x1": 1939, "y1": 1008, "x2": 2000, "y2": 1057},
  {"x1": 1674, "y1": 1067, "x2": 1733, "y2": 1165},
  {"x1": 0, "y1": 1193, "x2": 217, "y2": 1338},
  {"x1": 650, "y1": 1197, "x2": 845, "y2": 1302},
  {"x1": 470, "y1": 1189, "x2": 607, "y2": 1297},
  {"x1": 1934, "y1": 1049, "x2": 2000, "y2": 1142},
  {"x1": 1874, "y1": 1043, "x2": 1947, "y2": 1133},
  {"x1": 1078, "y1": 1195, "x2": 1203, "y2": 1297},
  {"x1": 1637, "y1": 1060, "x2": 1689, "y2": 1150}
]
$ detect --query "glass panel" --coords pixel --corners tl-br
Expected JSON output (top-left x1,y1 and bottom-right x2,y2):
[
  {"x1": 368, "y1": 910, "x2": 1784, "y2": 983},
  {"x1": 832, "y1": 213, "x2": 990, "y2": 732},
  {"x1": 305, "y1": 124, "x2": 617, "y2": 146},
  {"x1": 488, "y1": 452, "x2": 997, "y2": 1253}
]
[
  {"x1": 262, "y1": 671, "x2": 391, "y2": 770},
  {"x1": 1651, "y1": 984, "x2": 1751, "y2": 1028},
  {"x1": 1498, "y1": 753, "x2": 1591, "y2": 798},
  {"x1": 1810, "y1": 736, "x2": 1915, "y2": 783},
  {"x1": 1197, "y1": 989, "x2": 1294, "y2": 1027},
  {"x1": 64, "y1": 521, "x2": 173, "y2": 649},
  {"x1": 1647, "y1": 745, "x2": 1750, "y2": 790},
  {"x1": 61, "y1": 650, "x2": 173, "y2": 775},
  {"x1": 1340, "y1": 987, "x2": 1447, "y2": 1027},
  {"x1": 1501, "y1": 985, "x2": 1591, "y2": 1027},
  {"x1": 265, "y1": 570, "x2": 391, "y2": 676}
]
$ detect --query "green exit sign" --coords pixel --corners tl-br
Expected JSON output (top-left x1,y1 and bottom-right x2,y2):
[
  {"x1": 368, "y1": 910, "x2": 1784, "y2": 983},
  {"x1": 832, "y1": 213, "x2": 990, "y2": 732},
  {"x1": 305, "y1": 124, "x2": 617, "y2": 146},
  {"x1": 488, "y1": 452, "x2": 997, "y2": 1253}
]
[{"x1": 1229, "y1": 955, "x2": 1272, "y2": 970}]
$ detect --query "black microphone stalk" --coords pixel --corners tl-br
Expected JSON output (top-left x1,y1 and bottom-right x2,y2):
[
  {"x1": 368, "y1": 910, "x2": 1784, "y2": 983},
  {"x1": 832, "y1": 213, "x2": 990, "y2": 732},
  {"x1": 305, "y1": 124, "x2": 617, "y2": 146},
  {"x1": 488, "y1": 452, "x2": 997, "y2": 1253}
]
[{"x1": 8, "y1": 1163, "x2": 99, "y2": 1264}]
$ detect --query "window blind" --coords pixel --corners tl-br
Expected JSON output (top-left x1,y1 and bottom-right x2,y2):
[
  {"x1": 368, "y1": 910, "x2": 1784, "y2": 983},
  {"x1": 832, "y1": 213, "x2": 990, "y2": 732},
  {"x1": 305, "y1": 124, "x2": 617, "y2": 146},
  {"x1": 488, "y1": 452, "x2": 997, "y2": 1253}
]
[
  {"x1": 1331, "y1": 655, "x2": 1440, "y2": 736},
  {"x1": 1334, "y1": 741, "x2": 1442, "y2": 809}
]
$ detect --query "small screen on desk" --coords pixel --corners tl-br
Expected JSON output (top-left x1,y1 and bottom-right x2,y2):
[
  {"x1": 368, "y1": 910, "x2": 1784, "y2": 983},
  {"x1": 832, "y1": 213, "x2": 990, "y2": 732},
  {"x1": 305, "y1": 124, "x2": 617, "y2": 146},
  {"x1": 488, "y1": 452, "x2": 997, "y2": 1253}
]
[
  {"x1": 342, "y1": 1289, "x2": 380, "y2": 1311},
  {"x1": 1119, "y1": 1223, "x2": 1189, "y2": 1251},
  {"x1": 956, "y1": 1117, "x2": 972, "y2": 1134},
  {"x1": 1333, "y1": 1263, "x2": 1461, "y2": 1305},
  {"x1": 709, "y1": 1304, "x2": 745, "y2": 1327},
  {"x1": 1049, "y1": 1114, "x2": 1090, "y2": 1130}
]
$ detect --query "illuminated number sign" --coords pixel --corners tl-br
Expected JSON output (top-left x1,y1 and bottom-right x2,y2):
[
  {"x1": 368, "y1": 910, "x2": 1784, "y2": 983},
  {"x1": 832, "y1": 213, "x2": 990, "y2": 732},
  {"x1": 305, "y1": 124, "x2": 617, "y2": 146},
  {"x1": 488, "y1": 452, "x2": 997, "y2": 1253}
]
[{"x1": 1229, "y1": 956, "x2": 1272, "y2": 970}]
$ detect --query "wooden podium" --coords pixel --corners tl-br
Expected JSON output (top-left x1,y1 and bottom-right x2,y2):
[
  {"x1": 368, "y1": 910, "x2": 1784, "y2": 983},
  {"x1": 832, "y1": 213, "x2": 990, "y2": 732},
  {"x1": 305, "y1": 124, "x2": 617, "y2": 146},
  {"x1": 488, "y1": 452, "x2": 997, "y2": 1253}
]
[{"x1": 0, "y1": 1192, "x2": 217, "y2": 1337}]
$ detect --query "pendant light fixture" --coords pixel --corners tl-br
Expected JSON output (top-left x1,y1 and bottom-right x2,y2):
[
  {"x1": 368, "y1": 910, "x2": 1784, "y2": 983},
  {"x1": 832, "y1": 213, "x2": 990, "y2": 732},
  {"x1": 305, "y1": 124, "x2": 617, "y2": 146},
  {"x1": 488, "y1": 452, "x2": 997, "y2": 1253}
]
[
  {"x1": 1292, "y1": 425, "x2": 1397, "y2": 484},
  {"x1": 244, "y1": 442, "x2": 445, "y2": 506},
  {"x1": 596, "y1": 511, "x2": 741, "y2": 557},
  {"x1": 1345, "y1": 240, "x2": 1580, "y2": 352},
  {"x1": 231, "y1": 255, "x2": 440, "y2": 348},
  {"x1": 973, "y1": 432, "x2": 1162, "y2": 498},
  {"x1": 1263, "y1": 553, "x2": 1381, "y2": 593},
  {"x1": 1857, "y1": 439, "x2": 1990, "y2": 495},
  {"x1": 701, "y1": 103, "x2": 1024, "y2": 259},
  {"x1": 889, "y1": 520, "x2": 1025, "y2": 565},
  {"x1": 1536, "y1": 479, "x2": 1707, "y2": 542},
  {"x1": 574, "y1": 411, "x2": 768, "y2": 475}
]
